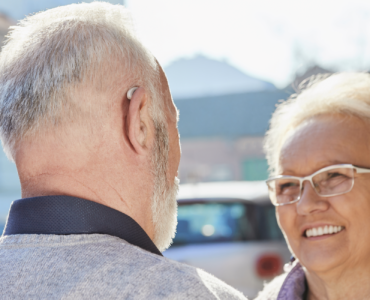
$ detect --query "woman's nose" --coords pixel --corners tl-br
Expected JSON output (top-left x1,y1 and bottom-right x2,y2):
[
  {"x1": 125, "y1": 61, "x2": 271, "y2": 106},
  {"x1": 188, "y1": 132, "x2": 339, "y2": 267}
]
[{"x1": 296, "y1": 180, "x2": 330, "y2": 215}]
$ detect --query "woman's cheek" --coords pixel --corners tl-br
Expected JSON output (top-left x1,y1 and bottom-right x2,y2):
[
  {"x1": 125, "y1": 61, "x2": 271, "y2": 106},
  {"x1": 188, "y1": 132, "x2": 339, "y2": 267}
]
[{"x1": 276, "y1": 206, "x2": 298, "y2": 251}]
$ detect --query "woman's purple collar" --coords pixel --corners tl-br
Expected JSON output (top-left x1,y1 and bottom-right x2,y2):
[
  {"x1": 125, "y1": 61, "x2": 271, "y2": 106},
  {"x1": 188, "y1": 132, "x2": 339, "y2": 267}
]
[{"x1": 277, "y1": 261, "x2": 306, "y2": 300}]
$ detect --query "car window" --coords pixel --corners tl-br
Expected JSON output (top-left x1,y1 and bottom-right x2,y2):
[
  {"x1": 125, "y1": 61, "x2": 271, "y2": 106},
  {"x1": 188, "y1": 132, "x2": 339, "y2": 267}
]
[
  {"x1": 173, "y1": 202, "x2": 257, "y2": 246},
  {"x1": 256, "y1": 204, "x2": 284, "y2": 240},
  {"x1": 173, "y1": 201, "x2": 284, "y2": 246}
]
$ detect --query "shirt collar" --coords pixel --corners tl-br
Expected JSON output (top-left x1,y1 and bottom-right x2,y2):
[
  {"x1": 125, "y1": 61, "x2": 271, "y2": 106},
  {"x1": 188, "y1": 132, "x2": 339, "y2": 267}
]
[
  {"x1": 277, "y1": 261, "x2": 306, "y2": 300},
  {"x1": 3, "y1": 195, "x2": 162, "y2": 256}
]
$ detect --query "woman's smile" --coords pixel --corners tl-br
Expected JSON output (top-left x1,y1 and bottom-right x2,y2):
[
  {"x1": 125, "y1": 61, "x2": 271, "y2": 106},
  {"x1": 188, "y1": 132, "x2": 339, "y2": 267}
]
[{"x1": 303, "y1": 225, "x2": 345, "y2": 238}]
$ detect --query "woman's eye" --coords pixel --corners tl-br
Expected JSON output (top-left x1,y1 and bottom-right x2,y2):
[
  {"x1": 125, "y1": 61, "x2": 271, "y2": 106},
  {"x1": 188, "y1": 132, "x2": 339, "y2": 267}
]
[
  {"x1": 279, "y1": 182, "x2": 297, "y2": 191},
  {"x1": 327, "y1": 172, "x2": 343, "y2": 179}
]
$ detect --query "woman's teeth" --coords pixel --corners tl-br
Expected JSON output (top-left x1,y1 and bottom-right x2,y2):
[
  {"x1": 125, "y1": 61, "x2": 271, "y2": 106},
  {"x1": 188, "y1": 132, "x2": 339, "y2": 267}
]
[{"x1": 305, "y1": 226, "x2": 344, "y2": 238}]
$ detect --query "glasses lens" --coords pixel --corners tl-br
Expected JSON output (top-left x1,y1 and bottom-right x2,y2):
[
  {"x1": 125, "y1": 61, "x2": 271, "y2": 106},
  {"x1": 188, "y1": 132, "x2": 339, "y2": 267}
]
[
  {"x1": 267, "y1": 178, "x2": 300, "y2": 205},
  {"x1": 312, "y1": 167, "x2": 354, "y2": 196}
]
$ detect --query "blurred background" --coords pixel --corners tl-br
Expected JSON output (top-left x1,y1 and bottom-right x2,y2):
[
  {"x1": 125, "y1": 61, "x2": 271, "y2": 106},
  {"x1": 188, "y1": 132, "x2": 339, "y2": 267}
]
[{"x1": 0, "y1": 0, "x2": 369, "y2": 297}]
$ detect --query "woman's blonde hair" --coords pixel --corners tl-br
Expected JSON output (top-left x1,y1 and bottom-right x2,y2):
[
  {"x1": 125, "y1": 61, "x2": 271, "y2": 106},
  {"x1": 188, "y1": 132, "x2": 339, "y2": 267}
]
[{"x1": 264, "y1": 72, "x2": 370, "y2": 176}]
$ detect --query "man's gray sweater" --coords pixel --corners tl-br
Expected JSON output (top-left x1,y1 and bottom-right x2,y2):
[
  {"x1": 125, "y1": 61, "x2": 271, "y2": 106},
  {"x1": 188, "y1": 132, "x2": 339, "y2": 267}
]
[{"x1": 0, "y1": 234, "x2": 247, "y2": 299}]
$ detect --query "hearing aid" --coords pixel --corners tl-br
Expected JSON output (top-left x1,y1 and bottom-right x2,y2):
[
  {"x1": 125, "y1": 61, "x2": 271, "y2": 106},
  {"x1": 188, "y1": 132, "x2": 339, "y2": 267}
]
[{"x1": 127, "y1": 87, "x2": 138, "y2": 100}]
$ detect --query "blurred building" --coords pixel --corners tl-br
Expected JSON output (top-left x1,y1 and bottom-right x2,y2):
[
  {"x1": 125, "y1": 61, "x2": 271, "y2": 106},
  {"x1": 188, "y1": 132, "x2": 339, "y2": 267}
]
[
  {"x1": 174, "y1": 90, "x2": 288, "y2": 183},
  {"x1": 165, "y1": 56, "x2": 283, "y2": 183},
  {"x1": 167, "y1": 58, "x2": 336, "y2": 184}
]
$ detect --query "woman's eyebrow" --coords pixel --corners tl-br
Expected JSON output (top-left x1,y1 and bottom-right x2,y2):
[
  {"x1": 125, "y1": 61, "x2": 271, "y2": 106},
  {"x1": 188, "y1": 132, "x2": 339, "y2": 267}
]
[{"x1": 280, "y1": 160, "x2": 348, "y2": 176}]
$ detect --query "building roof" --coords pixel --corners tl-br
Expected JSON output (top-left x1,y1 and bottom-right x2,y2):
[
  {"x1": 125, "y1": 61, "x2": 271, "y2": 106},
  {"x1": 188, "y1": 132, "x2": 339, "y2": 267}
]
[
  {"x1": 165, "y1": 55, "x2": 275, "y2": 99},
  {"x1": 174, "y1": 89, "x2": 290, "y2": 138}
]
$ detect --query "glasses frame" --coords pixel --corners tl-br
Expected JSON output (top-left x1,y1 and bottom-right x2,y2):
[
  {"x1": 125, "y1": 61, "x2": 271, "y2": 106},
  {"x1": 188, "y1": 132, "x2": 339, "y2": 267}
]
[{"x1": 266, "y1": 164, "x2": 370, "y2": 206}]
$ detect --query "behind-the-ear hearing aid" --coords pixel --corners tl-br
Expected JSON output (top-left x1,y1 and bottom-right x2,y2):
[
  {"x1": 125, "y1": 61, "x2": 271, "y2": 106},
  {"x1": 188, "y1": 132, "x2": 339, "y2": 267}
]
[{"x1": 127, "y1": 87, "x2": 138, "y2": 100}]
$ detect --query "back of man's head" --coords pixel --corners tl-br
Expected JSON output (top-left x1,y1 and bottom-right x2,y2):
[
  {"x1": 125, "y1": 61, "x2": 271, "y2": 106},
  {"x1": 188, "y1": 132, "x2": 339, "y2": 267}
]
[
  {"x1": 0, "y1": 2, "x2": 165, "y2": 157},
  {"x1": 0, "y1": 2, "x2": 180, "y2": 252}
]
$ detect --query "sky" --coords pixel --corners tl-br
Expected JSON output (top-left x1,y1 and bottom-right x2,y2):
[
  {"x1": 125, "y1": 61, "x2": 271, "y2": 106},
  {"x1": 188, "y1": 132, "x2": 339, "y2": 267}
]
[
  {"x1": 126, "y1": 0, "x2": 370, "y2": 87},
  {"x1": 1, "y1": 0, "x2": 370, "y2": 87}
]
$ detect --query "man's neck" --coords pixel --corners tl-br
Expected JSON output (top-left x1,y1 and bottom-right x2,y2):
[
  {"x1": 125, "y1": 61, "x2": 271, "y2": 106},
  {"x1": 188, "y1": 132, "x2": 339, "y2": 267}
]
[{"x1": 20, "y1": 172, "x2": 155, "y2": 241}]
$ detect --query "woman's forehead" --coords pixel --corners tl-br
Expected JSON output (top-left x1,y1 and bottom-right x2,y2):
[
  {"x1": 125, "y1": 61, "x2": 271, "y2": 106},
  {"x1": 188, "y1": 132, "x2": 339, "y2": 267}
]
[{"x1": 278, "y1": 114, "x2": 370, "y2": 176}]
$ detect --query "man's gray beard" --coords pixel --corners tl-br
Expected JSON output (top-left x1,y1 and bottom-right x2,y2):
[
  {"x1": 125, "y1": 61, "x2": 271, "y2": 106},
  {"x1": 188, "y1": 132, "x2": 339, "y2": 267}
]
[{"x1": 151, "y1": 120, "x2": 179, "y2": 252}]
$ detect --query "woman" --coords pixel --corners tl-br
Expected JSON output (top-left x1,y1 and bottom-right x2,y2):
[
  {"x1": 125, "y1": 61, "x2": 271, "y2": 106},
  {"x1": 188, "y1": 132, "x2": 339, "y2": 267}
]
[{"x1": 255, "y1": 73, "x2": 370, "y2": 300}]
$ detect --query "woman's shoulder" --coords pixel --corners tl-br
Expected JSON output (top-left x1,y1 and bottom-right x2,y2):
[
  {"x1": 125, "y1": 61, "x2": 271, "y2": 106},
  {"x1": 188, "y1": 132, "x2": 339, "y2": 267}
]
[{"x1": 254, "y1": 261, "x2": 306, "y2": 300}]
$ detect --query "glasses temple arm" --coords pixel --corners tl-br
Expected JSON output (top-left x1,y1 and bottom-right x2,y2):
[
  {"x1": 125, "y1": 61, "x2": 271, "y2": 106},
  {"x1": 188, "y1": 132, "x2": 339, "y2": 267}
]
[{"x1": 354, "y1": 167, "x2": 370, "y2": 174}]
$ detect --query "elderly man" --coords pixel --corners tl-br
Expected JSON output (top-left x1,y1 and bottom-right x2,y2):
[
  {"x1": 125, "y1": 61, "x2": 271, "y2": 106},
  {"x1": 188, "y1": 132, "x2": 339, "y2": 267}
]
[{"x1": 0, "y1": 2, "x2": 246, "y2": 300}]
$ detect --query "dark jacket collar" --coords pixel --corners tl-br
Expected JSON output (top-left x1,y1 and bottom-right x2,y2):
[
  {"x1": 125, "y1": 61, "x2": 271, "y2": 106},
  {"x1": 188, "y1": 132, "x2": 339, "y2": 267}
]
[{"x1": 3, "y1": 195, "x2": 162, "y2": 256}]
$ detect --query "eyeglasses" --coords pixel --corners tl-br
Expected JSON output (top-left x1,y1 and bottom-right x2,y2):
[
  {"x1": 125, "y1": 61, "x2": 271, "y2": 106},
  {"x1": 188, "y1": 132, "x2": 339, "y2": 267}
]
[{"x1": 266, "y1": 164, "x2": 370, "y2": 206}]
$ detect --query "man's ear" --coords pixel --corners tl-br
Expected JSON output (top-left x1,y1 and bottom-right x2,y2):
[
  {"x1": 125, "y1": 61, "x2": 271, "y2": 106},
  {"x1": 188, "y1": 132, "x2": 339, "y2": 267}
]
[{"x1": 126, "y1": 87, "x2": 154, "y2": 155}]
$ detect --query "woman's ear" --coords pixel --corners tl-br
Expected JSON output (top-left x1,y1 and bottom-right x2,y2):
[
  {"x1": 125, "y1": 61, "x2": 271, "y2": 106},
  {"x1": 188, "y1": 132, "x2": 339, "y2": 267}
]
[{"x1": 125, "y1": 87, "x2": 154, "y2": 155}]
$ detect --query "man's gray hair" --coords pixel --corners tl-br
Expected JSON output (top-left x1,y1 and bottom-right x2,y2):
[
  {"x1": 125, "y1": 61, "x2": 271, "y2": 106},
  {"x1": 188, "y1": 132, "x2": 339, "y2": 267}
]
[
  {"x1": 264, "y1": 72, "x2": 370, "y2": 176},
  {"x1": 0, "y1": 2, "x2": 165, "y2": 160}
]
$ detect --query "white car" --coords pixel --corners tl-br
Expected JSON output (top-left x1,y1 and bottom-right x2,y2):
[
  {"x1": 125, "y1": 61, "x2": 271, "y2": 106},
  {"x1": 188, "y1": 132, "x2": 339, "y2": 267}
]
[{"x1": 163, "y1": 181, "x2": 291, "y2": 298}]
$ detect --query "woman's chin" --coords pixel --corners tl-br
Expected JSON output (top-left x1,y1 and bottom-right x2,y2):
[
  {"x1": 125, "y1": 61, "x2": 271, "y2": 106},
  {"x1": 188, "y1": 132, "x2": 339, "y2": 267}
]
[
  {"x1": 300, "y1": 253, "x2": 344, "y2": 274},
  {"x1": 295, "y1": 232, "x2": 349, "y2": 273}
]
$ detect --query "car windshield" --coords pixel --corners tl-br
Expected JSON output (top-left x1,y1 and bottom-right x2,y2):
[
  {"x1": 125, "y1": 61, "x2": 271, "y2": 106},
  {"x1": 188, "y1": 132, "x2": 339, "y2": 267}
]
[{"x1": 172, "y1": 200, "x2": 283, "y2": 246}]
